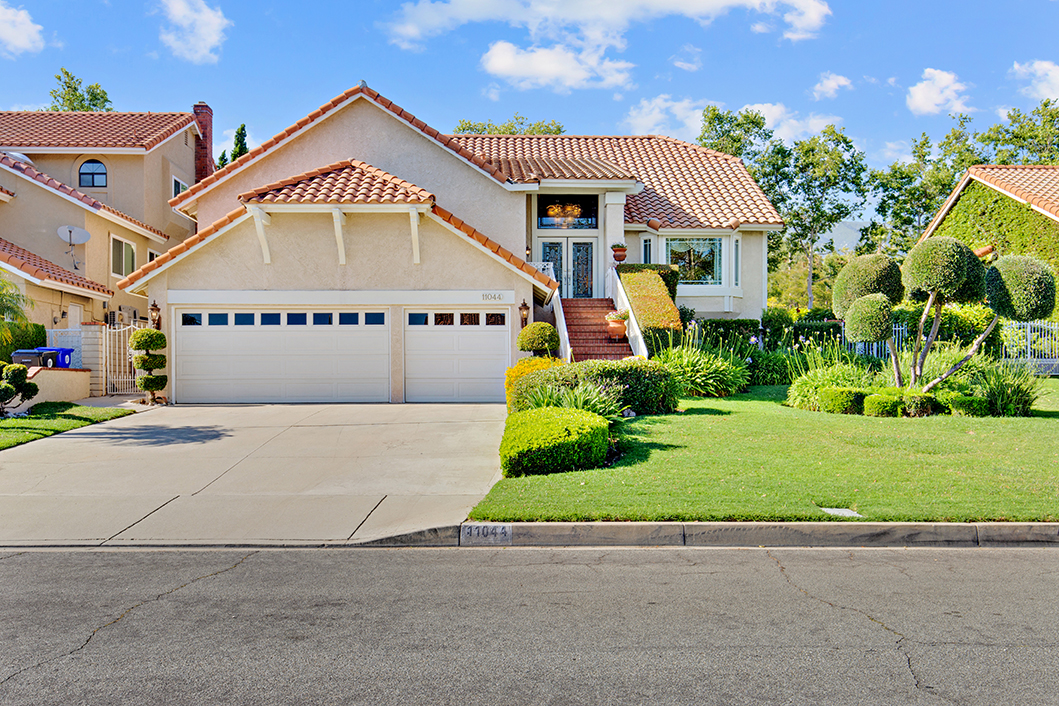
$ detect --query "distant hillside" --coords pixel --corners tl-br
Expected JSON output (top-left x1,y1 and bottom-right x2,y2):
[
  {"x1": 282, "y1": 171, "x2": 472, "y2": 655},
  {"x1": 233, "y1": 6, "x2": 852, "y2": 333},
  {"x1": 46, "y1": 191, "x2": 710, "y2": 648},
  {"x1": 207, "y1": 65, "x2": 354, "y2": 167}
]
[{"x1": 821, "y1": 222, "x2": 867, "y2": 252}]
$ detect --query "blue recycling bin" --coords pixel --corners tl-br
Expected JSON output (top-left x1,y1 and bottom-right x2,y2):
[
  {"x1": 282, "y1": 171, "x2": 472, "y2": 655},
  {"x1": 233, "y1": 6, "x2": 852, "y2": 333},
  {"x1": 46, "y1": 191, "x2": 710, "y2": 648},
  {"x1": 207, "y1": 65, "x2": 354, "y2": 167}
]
[{"x1": 36, "y1": 347, "x2": 74, "y2": 368}]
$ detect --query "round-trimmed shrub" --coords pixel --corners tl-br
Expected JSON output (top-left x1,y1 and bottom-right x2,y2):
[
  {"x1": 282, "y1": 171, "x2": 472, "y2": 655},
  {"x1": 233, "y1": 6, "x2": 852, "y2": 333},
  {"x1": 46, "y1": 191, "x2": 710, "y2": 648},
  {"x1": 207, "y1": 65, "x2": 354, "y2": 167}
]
[
  {"x1": 786, "y1": 363, "x2": 876, "y2": 412},
  {"x1": 129, "y1": 328, "x2": 167, "y2": 352},
  {"x1": 985, "y1": 255, "x2": 1057, "y2": 322},
  {"x1": 136, "y1": 374, "x2": 168, "y2": 393},
  {"x1": 133, "y1": 354, "x2": 167, "y2": 372},
  {"x1": 904, "y1": 392, "x2": 937, "y2": 417},
  {"x1": 499, "y1": 407, "x2": 609, "y2": 477},
  {"x1": 903, "y1": 237, "x2": 972, "y2": 300},
  {"x1": 945, "y1": 394, "x2": 990, "y2": 417},
  {"x1": 505, "y1": 356, "x2": 563, "y2": 410},
  {"x1": 863, "y1": 394, "x2": 904, "y2": 417},
  {"x1": 844, "y1": 293, "x2": 894, "y2": 343},
  {"x1": 517, "y1": 322, "x2": 559, "y2": 354},
  {"x1": 832, "y1": 253, "x2": 904, "y2": 319},
  {"x1": 818, "y1": 387, "x2": 868, "y2": 415},
  {"x1": 952, "y1": 245, "x2": 987, "y2": 303}
]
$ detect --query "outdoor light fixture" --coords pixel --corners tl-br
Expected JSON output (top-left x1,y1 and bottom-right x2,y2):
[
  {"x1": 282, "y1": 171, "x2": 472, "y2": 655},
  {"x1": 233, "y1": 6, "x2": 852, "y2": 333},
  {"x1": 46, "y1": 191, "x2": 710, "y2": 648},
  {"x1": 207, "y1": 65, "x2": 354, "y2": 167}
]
[
  {"x1": 518, "y1": 299, "x2": 530, "y2": 329},
  {"x1": 148, "y1": 300, "x2": 161, "y2": 330}
]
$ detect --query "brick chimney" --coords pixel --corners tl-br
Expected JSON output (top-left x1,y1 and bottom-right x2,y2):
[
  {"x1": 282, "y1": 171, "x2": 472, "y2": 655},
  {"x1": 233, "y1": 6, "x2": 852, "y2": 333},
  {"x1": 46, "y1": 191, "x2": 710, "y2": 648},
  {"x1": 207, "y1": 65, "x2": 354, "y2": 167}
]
[{"x1": 192, "y1": 101, "x2": 214, "y2": 184}]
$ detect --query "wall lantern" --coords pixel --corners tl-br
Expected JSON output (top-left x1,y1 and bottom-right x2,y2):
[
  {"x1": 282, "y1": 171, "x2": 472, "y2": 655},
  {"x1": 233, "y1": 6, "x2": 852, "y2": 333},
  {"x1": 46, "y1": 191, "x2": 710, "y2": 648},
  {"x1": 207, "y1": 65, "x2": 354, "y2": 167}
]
[
  {"x1": 148, "y1": 300, "x2": 162, "y2": 330},
  {"x1": 518, "y1": 299, "x2": 530, "y2": 329}
]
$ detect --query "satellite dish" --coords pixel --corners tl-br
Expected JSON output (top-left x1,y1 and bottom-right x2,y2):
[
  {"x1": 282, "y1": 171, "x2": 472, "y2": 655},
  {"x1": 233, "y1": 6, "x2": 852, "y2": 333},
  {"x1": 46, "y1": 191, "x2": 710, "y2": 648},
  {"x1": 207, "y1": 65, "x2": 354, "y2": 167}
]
[
  {"x1": 1, "y1": 151, "x2": 35, "y2": 168},
  {"x1": 57, "y1": 226, "x2": 91, "y2": 245}
]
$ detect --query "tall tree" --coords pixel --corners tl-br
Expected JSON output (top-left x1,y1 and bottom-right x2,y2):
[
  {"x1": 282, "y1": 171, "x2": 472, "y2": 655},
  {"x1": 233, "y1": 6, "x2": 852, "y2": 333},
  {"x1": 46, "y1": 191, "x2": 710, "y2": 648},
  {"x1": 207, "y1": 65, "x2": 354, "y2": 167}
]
[
  {"x1": 978, "y1": 99, "x2": 1059, "y2": 164},
  {"x1": 0, "y1": 275, "x2": 31, "y2": 346},
  {"x1": 764, "y1": 125, "x2": 867, "y2": 309},
  {"x1": 453, "y1": 113, "x2": 564, "y2": 135},
  {"x1": 216, "y1": 150, "x2": 229, "y2": 169},
  {"x1": 47, "y1": 68, "x2": 113, "y2": 112},
  {"x1": 230, "y1": 125, "x2": 249, "y2": 161}
]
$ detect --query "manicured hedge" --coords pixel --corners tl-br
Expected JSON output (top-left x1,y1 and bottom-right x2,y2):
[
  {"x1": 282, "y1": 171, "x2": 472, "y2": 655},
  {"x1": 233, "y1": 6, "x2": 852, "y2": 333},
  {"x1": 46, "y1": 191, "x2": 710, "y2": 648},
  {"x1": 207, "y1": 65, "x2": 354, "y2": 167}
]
[
  {"x1": 695, "y1": 318, "x2": 760, "y2": 340},
  {"x1": 892, "y1": 302, "x2": 1003, "y2": 355},
  {"x1": 505, "y1": 357, "x2": 563, "y2": 411},
  {"x1": 904, "y1": 392, "x2": 937, "y2": 417},
  {"x1": 946, "y1": 394, "x2": 991, "y2": 417},
  {"x1": 511, "y1": 357, "x2": 680, "y2": 415},
  {"x1": 761, "y1": 307, "x2": 794, "y2": 349},
  {"x1": 616, "y1": 263, "x2": 680, "y2": 301},
  {"x1": 792, "y1": 320, "x2": 843, "y2": 344},
  {"x1": 517, "y1": 322, "x2": 559, "y2": 354},
  {"x1": 499, "y1": 407, "x2": 609, "y2": 477},
  {"x1": 0, "y1": 322, "x2": 46, "y2": 364},
  {"x1": 818, "y1": 387, "x2": 868, "y2": 415},
  {"x1": 618, "y1": 269, "x2": 683, "y2": 355},
  {"x1": 863, "y1": 394, "x2": 904, "y2": 418}
]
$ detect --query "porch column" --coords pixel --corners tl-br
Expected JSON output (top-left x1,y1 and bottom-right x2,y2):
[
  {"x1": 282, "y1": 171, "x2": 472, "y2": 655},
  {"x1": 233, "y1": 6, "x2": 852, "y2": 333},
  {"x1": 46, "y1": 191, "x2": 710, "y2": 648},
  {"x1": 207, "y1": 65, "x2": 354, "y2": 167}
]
[{"x1": 603, "y1": 192, "x2": 626, "y2": 299}]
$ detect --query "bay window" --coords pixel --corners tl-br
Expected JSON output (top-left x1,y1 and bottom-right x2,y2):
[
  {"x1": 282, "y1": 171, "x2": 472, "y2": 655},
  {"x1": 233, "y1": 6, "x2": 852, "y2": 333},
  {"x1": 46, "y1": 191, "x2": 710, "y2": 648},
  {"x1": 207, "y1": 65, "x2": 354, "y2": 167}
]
[{"x1": 665, "y1": 237, "x2": 722, "y2": 285}]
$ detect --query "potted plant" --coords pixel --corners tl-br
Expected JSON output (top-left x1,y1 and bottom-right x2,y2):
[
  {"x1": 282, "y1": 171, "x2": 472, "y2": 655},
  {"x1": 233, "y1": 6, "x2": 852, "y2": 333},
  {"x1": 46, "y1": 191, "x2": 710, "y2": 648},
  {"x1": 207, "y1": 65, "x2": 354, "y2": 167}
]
[
  {"x1": 605, "y1": 309, "x2": 628, "y2": 340},
  {"x1": 611, "y1": 242, "x2": 628, "y2": 262}
]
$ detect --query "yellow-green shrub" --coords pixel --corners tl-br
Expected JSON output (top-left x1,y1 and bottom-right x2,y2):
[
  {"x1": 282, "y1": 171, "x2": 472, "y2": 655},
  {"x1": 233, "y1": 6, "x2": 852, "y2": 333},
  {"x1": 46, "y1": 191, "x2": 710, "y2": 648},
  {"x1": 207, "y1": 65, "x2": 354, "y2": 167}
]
[{"x1": 505, "y1": 356, "x2": 563, "y2": 411}]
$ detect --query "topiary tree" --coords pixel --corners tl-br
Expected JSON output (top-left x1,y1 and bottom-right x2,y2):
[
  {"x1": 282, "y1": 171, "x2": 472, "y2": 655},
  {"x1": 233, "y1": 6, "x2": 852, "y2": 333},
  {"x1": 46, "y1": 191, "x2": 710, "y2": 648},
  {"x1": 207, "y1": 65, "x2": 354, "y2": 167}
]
[
  {"x1": 130, "y1": 328, "x2": 168, "y2": 404},
  {"x1": 843, "y1": 293, "x2": 902, "y2": 386},
  {"x1": 833, "y1": 254, "x2": 904, "y2": 384},
  {"x1": 517, "y1": 322, "x2": 559, "y2": 357},
  {"x1": 921, "y1": 254, "x2": 1056, "y2": 392},
  {"x1": 0, "y1": 364, "x2": 38, "y2": 416}
]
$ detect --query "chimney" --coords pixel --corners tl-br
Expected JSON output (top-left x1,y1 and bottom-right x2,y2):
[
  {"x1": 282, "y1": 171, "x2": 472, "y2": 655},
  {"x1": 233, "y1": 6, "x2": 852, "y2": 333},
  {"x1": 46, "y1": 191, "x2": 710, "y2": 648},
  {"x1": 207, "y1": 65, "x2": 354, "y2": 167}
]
[{"x1": 192, "y1": 101, "x2": 214, "y2": 183}]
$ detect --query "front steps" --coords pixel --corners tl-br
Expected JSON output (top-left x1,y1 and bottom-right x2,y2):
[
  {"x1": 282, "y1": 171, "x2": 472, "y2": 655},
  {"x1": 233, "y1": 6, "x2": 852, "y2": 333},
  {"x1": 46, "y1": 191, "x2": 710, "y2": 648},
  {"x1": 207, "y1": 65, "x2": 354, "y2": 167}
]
[{"x1": 562, "y1": 298, "x2": 634, "y2": 361}]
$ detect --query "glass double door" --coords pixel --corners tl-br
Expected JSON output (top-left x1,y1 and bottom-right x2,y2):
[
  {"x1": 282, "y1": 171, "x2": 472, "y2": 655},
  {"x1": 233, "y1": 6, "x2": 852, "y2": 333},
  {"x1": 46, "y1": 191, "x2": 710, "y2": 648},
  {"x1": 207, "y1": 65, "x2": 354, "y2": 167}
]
[{"x1": 539, "y1": 237, "x2": 596, "y2": 299}]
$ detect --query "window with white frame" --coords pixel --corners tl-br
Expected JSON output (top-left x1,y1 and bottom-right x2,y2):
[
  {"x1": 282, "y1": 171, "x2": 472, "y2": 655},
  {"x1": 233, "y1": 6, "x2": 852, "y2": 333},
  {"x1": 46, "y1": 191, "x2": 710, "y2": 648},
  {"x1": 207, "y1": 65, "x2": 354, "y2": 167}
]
[
  {"x1": 148, "y1": 249, "x2": 162, "y2": 263},
  {"x1": 665, "y1": 237, "x2": 722, "y2": 285},
  {"x1": 642, "y1": 238, "x2": 652, "y2": 264},
  {"x1": 733, "y1": 237, "x2": 741, "y2": 287},
  {"x1": 111, "y1": 235, "x2": 135, "y2": 277},
  {"x1": 172, "y1": 177, "x2": 188, "y2": 199}
]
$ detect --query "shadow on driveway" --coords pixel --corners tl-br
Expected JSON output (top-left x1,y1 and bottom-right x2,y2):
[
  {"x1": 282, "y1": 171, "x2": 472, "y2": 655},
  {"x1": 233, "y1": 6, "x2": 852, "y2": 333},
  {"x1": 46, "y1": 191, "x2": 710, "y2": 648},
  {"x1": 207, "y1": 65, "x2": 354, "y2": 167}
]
[{"x1": 70, "y1": 425, "x2": 234, "y2": 446}]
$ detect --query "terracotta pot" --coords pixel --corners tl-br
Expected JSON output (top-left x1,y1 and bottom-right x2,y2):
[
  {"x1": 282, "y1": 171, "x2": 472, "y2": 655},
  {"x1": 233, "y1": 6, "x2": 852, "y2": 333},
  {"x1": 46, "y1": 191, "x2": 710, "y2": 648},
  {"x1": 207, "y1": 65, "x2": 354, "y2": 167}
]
[
  {"x1": 607, "y1": 319, "x2": 627, "y2": 340},
  {"x1": 612, "y1": 247, "x2": 627, "y2": 262}
]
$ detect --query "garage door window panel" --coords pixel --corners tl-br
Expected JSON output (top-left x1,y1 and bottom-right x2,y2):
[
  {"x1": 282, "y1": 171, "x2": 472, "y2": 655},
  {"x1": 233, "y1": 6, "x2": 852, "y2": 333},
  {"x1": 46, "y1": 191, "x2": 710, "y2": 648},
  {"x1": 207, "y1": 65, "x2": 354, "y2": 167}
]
[
  {"x1": 460, "y1": 313, "x2": 480, "y2": 326},
  {"x1": 408, "y1": 313, "x2": 429, "y2": 326},
  {"x1": 208, "y1": 313, "x2": 228, "y2": 326},
  {"x1": 182, "y1": 313, "x2": 202, "y2": 326},
  {"x1": 261, "y1": 313, "x2": 281, "y2": 325},
  {"x1": 313, "y1": 313, "x2": 333, "y2": 326},
  {"x1": 434, "y1": 313, "x2": 454, "y2": 325},
  {"x1": 339, "y1": 312, "x2": 359, "y2": 325},
  {"x1": 365, "y1": 312, "x2": 385, "y2": 325},
  {"x1": 235, "y1": 313, "x2": 254, "y2": 325}
]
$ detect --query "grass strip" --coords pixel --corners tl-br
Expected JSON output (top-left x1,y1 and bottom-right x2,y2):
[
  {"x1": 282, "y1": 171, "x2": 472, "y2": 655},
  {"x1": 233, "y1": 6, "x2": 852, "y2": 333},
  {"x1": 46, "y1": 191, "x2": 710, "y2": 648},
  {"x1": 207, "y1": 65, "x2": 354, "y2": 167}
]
[{"x1": 0, "y1": 402, "x2": 135, "y2": 451}]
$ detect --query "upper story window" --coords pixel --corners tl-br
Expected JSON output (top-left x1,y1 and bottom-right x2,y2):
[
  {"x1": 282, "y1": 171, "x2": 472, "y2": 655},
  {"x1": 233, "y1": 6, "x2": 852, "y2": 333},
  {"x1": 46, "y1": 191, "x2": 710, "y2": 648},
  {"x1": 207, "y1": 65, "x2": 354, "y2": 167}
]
[
  {"x1": 111, "y1": 235, "x2": 135, "y2": 277},
  {"x1": 666, "y1": 237, "x2": 722, "y2": 285},
  {"x1": 537, "y1": 195, "x2": 598, "y2": 230},
  {"x1": 79, "y1": 160, "x2": 107, "y2": 188},
  {"x1": 173, "y1": 177, "x2": 188, "y2": 199}
]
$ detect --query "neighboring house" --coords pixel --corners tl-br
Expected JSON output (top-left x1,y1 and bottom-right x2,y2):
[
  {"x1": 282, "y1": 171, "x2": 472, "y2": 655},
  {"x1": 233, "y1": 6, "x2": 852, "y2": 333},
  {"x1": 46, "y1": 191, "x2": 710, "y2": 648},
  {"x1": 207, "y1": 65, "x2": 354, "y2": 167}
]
[
  {"x1": 0, "y1": 105, "x2": 214, "y2": 328},
  {"x1": 119, "y1": 84, "x2": 780, "y2": 404},
  {"x1": 922, "y1": 165, "x2": 1059, "y2": 279}
]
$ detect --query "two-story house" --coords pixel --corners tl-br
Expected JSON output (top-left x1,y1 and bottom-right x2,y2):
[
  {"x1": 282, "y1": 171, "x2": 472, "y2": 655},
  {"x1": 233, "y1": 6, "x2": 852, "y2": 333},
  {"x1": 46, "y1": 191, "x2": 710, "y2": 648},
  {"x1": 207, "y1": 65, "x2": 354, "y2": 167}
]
[
  {"x1": 118, "y1": 84, "x2": 780, "y2": 404},
  {"x1": 0, "y1": 105, "x2": 213, "y2": 328}
]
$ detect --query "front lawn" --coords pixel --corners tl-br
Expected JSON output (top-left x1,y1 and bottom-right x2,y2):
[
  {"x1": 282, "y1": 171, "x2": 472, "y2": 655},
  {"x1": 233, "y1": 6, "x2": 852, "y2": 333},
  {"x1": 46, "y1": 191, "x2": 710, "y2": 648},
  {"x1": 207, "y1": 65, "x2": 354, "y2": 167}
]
[
  {"x1": 470, "y1": 379, "x2": 1059, "y2": 523},
  {"x1": 0, "y1": 402, "x2": 135, "y2": 451}
]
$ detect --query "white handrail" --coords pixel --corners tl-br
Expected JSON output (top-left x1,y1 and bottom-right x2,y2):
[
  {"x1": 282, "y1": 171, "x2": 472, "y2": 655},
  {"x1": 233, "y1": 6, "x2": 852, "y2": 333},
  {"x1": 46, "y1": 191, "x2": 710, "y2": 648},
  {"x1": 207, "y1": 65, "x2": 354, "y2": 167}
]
[
  {"x1": 552, "y1": 293, "x2": 572, "y2": 361},
  {"x1": 609, "y1": 268, "x2": 648, "y2": 358}
]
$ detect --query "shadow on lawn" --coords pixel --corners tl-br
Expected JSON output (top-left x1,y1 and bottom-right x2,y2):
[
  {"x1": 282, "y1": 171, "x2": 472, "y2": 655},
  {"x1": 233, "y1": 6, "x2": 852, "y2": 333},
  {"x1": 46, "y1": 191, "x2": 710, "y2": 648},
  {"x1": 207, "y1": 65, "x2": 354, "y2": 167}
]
[{"x1": 677, "y1": 407, "x2": 731, "y2": 416}]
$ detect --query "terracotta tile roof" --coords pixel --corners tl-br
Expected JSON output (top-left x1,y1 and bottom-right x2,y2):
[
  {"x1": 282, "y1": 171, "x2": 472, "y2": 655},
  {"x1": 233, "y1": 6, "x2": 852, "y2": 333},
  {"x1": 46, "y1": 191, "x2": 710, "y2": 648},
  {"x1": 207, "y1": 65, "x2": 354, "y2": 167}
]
[
  {"x1": 239, "y1": 159, "x2": 435, "y2": 205},
  {"x1": 449, "y1": 134, "x2": 784, "y2": 229},
  {"x1": 0, "y1": 185, "x2": 13, "y2": 198},
  {"x1": 117, "y1": 207, "x2": 248, "y2": 291},
  {"x1": 486, "y1": 156, "x2": 634, "y2": 182},
  {"x1": 0, "y1": 111, "x2": 196, "y2": 151},
  {"x1": 0, "y1": 236, "x2": 112, "y2": 297},
  {"x1": 431, "y1": 205, "x2": 559, "y2": 291},
  {"x1": 0, "y1": 152, "x2": 167, "y2": 240},
  {"x1": 170, "y1": 84, "x2": 509, "y2": 210},
  {"x1": 967, "y1": 165, "x2": 1059, "y2": 223}
]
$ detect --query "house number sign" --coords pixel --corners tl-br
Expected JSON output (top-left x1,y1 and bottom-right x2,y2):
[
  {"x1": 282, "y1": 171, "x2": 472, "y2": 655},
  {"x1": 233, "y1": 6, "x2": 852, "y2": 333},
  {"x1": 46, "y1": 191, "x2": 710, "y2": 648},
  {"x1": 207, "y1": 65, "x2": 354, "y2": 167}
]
[
  {"x1": 462, "y1": 523, "x2": 513, "y2": 545},
  {"x1": 481, "y1": 292, "x2": 505, "y2": 301}
]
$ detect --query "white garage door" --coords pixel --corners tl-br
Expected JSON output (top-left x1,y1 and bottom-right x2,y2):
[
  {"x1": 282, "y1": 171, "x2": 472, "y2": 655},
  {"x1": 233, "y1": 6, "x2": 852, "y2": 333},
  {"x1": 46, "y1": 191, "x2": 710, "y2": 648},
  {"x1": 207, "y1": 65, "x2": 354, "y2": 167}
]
[
  {"x1": 174, "y1": 309, "x2": 390, "y2": 403},
  {"x1": 405, "y1": 310, "x2": 510, "y2": 402}
]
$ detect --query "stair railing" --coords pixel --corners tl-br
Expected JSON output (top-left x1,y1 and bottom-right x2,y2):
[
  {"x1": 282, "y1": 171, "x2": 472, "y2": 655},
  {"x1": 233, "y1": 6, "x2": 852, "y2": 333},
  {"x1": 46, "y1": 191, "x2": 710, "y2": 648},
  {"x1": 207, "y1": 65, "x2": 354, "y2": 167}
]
[
  {"x1": 552, "y1": 293, "x2": 573, "y2": 362},
  {"x1": 609, "y1": 268, "x2": 648, "y2": 358}
]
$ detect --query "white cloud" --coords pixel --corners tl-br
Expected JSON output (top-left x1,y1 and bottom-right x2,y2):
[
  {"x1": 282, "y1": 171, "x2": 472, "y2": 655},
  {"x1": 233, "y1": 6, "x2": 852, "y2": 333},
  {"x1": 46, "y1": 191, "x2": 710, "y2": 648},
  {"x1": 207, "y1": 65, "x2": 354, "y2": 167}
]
[
  {"x1": 670, "y1": 44, "x2": 702, "y2": 72},
  {"x1": 481, "y1": 41, "x2": 634, "y2": 92},
  {"x1": 750, "y1": 21, "x2": 772, "y2": 33},
  {"x1": 877, "y1": 140, "x2": 912, "y2": 164},
  {"x1": 483, "y1": 83, "x2": 501, "y2": 101},
  {"x1": 996, "y1": 105, "x2": 1014, "y2": 121},
  {"x1": 906, "y1": 68, "x2": 973, "y2": 116},
  {"x1": 159, "y1": 0, "x2": 231, "y2": 64},
  {"x1": 812, "y1": 71, "x2": 851, "y2": 100},
  {"x1": 0, "y1": 1, "x2": 44, "y2": 58},
  {"x1": 742, "y1": 101, "x2": 841, "y2": 142},
  {"x1": 1011, "y1": 60, "x2": 1059, "y2": 100},
  {"x1": 6, "y1": 102, "x2": 48, "y2": 111},
  {"x1": 387, "y1": 1, "x2": 831, "y2": 91},
  {"x1": 623, "y1": 94, "x2": 714, "y2": 141},
  {"x1": 887, "y1": 77, "x2": 898, "y2": 87}
]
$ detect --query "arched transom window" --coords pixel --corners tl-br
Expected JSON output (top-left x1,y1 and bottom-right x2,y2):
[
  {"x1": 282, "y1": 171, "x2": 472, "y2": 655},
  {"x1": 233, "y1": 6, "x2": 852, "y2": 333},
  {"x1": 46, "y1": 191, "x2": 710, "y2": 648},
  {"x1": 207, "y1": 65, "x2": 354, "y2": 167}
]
[{"x1": 78, "y1": 160, "x2": 107, "y2": 188}]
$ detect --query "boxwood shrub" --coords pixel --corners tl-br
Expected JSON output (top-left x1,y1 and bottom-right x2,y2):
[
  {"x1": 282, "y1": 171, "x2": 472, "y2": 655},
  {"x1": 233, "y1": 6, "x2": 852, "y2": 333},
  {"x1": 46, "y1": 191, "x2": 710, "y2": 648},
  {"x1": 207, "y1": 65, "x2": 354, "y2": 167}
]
[
  {"x1": 510, "y1": 358, "x2": 680, "y2": 415},
  {"x1": 818, "y1": 387, "x2": 868, "y2": 415},
  {"x1": 505, "y1": 356, "x2": 563, "y2": 411},
  {"x1": 618, "y1": 269, "x2": 682, "y2": 355},
  {"x1": 615, "y1": 263, "x2": 680, "y2": 301},
  {"x1": 499, "y1": 407, "x2": 609, "y2": 477},
  {"x1": 0, "y1": 322, "x2": 46, "y2": 364},
  {"x1": 695, "y1": 318, "x2": 760, "y2": 340},
  {"x1": 863, "y1": 394, "x2": 904, "y2": 418},
  {"x1": 517, "y1": 322, "x2": 559, "y2": 354},
  {"x1": 945, "y1": 394, "x2": 991, "y2": 417},
  {"x1": 904, "y1": 392, "x2": 938, "y2": 417}
]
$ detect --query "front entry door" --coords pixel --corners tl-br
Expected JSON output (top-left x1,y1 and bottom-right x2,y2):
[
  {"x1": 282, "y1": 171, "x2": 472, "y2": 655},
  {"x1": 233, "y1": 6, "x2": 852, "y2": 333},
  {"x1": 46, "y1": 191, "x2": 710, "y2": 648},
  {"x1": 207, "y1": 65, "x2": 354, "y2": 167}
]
[{"x1": 540, "y1": 238, "x2": 595, "y2": 298}]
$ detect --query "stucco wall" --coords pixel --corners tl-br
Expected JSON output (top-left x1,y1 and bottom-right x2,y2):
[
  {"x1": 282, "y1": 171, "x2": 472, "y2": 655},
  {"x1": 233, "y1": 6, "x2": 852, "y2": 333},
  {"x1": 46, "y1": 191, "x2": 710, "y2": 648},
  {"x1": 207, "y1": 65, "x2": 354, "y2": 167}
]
[
  {"x1": 11, "y1": 367, "x2": 91, "y2": 414},
  {"x1": 191, "y1": 98, "x2": 526, "y2": 254}
]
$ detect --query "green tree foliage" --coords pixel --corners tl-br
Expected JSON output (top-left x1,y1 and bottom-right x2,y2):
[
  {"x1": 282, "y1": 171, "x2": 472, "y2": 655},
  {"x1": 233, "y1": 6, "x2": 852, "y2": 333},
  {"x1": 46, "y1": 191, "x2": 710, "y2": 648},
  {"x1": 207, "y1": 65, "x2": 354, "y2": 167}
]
[
  {"x1": 0, "y1": 364, "x2": 38, "y2": 415},
  {"x1": 986, "y1": 255, "x2": 1057, "y2": 322},
  {"x1": 47, "y1": 68, "x2": 113, "y2": 112},
  {"x1": 130, "y1": 329, "x2": 167, "y2": 403},
  {"x1": 978, "y1": 99, "x2": 1059, "y2": 165},
  {"x1": 844, "y1": 293, "x2": 894, "y2": 343},
  {"x1": 831, "y1": 253, "x2": 904, "y2": 320},
  {"x1": 0, "y1": 275, "x2": 31, "y2": 347},
  {"x1": 216, "y1": 150, "x2": 229, "y2": 169},
  {"x1": 230, "y1": 125, "x2": 249, "y2": 161},
  {"x1": 453, "y1": 113, "x2": 564, "y2": 135}
]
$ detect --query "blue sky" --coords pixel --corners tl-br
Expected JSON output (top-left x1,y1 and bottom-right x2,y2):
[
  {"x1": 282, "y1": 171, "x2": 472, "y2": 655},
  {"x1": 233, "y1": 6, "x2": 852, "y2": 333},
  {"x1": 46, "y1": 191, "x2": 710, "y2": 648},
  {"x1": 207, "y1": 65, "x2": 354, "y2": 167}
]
[{"x1": 3, "y1": 0, "x2": 1059, "y2": 173}]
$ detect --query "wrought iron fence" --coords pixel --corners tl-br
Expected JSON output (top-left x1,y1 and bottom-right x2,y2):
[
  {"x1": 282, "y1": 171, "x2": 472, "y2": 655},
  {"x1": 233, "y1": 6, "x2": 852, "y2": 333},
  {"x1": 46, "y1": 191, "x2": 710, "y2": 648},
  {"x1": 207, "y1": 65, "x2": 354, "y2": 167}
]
[{"x1": 103, "y1": 322, "x2": 148, "y2": 394}]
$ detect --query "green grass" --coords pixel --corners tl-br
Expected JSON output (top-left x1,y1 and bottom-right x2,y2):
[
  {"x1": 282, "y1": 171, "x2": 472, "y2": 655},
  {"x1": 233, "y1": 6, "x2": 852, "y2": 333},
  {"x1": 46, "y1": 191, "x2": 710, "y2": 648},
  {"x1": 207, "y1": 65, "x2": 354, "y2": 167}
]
[
  {"x1": 0, "y1": 402, "x2": 134, "y2": 451},
  {"x1": 470, "y1": 378, "x2": 1059, "y2": 523}
]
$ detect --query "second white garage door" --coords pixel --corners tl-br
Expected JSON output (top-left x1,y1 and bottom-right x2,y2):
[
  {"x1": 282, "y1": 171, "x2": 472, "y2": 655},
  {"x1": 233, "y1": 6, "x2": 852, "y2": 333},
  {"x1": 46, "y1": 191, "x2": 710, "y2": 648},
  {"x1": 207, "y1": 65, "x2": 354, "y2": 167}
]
[
  {"x1": 174, "y1": 309, "x2": 390, "y2": 403},
  {"x1": 404, "y1": 310, "x2": 509, "y2": 402}
]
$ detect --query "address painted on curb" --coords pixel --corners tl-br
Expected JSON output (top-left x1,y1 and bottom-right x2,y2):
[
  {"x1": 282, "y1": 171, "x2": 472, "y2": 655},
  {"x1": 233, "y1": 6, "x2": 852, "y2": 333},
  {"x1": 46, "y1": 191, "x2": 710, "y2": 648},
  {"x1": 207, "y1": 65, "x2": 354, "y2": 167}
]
[{"x1": 462, "y1": 523, "x2": 513, "y2": 546}]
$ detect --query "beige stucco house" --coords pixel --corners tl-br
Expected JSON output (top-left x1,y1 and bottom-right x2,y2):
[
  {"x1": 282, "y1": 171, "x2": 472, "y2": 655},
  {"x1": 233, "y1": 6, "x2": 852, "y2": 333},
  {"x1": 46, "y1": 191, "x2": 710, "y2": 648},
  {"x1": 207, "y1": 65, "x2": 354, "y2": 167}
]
[
  {"x1": 120, "y1": 84, "x2": 780, "y2": 404},
  {"x1": 0, "y1": 106, "x2": 213, "y2": 328}
]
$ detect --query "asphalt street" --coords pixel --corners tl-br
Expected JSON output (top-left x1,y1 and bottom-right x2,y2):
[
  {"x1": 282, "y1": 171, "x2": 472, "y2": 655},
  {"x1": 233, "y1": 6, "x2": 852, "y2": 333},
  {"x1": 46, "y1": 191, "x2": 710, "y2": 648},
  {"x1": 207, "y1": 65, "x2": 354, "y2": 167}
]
[{"x1": 1, "y1": 547, "x2": 1057, "y2": 705}]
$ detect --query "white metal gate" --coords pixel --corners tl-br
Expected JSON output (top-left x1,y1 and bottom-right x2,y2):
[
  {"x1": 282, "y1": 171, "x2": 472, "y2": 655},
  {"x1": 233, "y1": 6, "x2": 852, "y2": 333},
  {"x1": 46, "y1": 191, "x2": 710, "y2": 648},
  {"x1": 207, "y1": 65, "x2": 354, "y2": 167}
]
[{"x1": 103, "y1": 322, "x2": 148, "y2": 394}]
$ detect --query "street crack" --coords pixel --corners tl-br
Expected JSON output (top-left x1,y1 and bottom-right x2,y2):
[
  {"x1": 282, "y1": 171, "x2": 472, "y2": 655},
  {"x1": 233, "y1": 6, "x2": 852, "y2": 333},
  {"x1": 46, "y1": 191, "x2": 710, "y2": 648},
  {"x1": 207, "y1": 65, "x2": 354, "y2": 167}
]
[
  {"x1": 766, "y1": 550, "x2": 957, "y2": 705},
  {"x1": 0, "y1": 551, "x2": 257, "y2": 686}
]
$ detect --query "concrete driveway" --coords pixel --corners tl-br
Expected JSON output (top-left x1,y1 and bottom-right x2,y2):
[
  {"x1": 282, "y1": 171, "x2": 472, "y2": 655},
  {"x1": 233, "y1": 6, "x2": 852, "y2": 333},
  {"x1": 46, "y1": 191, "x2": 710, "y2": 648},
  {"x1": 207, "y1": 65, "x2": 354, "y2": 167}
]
[{"x1": 0, "y1": 403, "x2": 506, "y2": 546}]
